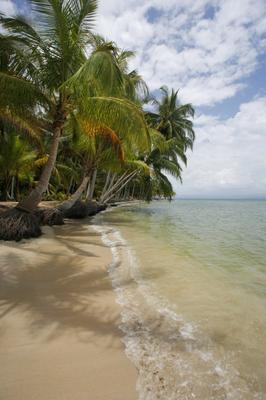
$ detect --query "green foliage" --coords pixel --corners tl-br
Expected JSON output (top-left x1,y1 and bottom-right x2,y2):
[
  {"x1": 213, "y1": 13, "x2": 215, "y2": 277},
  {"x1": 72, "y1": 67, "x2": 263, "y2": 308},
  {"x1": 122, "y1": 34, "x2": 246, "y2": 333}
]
[
  {"x1": 141, "y1": 86, "x2": 195, "y2": 199},
  {"x1": 0, "y1": 131, "x2": 37, "y2": 199},
  {"x1": 0, "y1": 1, "x2": 195, "y2": 204}
]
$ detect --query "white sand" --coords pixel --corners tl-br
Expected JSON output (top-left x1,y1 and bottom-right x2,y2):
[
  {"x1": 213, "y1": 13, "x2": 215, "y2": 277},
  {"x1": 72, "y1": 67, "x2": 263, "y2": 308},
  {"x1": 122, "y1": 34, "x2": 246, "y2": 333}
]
[{"x1": 0, "y1": 220, "x2": 137, "y2": 400}]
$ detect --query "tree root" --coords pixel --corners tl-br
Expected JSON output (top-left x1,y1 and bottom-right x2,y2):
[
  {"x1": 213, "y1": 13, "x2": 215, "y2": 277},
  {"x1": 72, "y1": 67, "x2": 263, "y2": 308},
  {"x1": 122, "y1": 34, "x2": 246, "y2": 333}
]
[
  {"x1": 35, "y1": 208, "x2": 64, "y2": 226},
  {"x1": 62, "y1": 200, "x2": 107, "y2": 219},
  {"x1": 0, "y1": 208, "x2": 42, "y2": 241}
]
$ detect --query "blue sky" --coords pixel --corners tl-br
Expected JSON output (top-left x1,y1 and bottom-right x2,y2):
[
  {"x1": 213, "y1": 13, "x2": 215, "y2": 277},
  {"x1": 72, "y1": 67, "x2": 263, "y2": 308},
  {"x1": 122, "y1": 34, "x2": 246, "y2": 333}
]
[{"x1": 1, "y1": 0, "x2": 266, "y2": 198}]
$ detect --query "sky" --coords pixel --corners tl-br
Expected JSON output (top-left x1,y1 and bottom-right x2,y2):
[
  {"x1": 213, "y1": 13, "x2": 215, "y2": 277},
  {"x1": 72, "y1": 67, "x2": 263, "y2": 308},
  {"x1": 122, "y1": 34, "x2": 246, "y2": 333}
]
[{"x1": 1, "y1": 0, "x2": 266, "y2": 198}]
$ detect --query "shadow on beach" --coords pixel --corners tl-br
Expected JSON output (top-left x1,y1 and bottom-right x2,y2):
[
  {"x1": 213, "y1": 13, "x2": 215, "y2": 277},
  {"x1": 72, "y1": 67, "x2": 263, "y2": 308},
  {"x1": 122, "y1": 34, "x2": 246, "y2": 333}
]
[
  {"x1": 0, "y1": 220, "x2": 167, "y2": 347},
  {"x1": 0, "y1": 222, "x2": 123, "y2": 348}
]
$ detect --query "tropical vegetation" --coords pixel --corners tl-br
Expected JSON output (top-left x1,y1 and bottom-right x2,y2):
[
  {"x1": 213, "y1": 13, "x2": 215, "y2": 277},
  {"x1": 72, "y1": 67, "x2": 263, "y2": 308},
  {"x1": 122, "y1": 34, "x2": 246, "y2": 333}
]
[{"x1": 0, "y1": 0, "x2": 195, "y2": 241}]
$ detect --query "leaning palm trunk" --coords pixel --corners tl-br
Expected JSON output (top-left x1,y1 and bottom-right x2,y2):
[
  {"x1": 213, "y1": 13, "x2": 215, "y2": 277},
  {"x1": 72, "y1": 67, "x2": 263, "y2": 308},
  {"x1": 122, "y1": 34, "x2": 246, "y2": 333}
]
[
  {"x1": 10, "y1": 177, "x2": 15, "y2": 200},
  {"x1": 100, "y1": 171, "x2": 131, "y2": 203},
  {"x1": 100, "y1": 172, "x2": 116, "y2": 202},
  {"x1": 101, "y1": 171, "x2": 111, "y2": 197},
  {"x1": 57, "y1": 173, "x2": 108, "y2": 220},
  {"x1": 58, "y1": 175, "x2": 90, "y2": 212},
  {"x1": 17, "y1": 127, "x2": 62, "y2": 212},
  {"x1": 103, "y1": 171, "x2": 138, "y2": 204},
  {"x1": 86, "y1": 169, "x2": 97, "y2": 201}
]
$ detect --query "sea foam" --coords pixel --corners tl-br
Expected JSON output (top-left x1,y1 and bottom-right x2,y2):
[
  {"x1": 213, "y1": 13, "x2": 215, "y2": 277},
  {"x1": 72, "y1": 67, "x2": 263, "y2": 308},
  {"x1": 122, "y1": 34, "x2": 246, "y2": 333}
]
[{"x1": 91, "y1": 214, "x2": 266, "y2": 400}]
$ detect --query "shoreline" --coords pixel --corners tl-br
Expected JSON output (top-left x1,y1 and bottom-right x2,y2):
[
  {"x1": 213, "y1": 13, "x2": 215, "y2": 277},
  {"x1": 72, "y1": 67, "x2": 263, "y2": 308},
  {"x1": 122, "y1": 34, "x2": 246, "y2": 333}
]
[
  {"x1": 94, "y1": 200, "x2": 266, "y2": 399},
  {"x1": 0, "y1": 219, "x2": 137, "y2": 400}
]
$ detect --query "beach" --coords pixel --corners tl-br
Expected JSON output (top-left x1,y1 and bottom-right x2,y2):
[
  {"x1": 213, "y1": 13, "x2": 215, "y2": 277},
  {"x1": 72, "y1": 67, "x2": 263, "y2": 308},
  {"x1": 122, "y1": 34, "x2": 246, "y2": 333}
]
[
  {"x1": 0, "y1": 219, "x2": 137, "y2": 400},
  {"x1": 1, "y1": 200, "x2": 266, "y2": 400},
  {"x1": 95, "y1": 201, "x2": 266, "y2": 400}
]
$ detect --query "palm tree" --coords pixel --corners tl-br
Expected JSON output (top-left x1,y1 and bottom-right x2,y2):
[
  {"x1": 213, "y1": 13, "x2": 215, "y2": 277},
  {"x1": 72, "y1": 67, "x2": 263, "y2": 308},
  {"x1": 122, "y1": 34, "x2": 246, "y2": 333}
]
[
  {"x1": 141, "y1": 87, "x2": 195, "y2": 200},
  {"x1": 0, "y1": 0, "x2": 149, "y2": 240},
  {"x1": 57, "y1": 42, "x2": 150, "y2": 210},
  {"x1": 116, "y1": 49, "x2": 149, "y2": 104},
  {"x1": 144, "y1": 138, "x2": 182, "y2": 200},
  {"x1": 0, "y1": 0, "x2": 99, "y2": 213},
  {"x1": 147, "y1": 86, "x2": 195, "y2": 150},
  {"x1": 56, "y1": 122, "x2": 124, "y2": 211}
]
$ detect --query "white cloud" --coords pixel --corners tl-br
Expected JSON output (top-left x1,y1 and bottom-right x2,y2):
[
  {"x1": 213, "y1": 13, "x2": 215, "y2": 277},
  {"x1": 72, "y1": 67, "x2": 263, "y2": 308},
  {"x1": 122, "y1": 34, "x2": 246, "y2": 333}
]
[
  {"x1": 173, "y1": 97, "x2": 266, "y2": 198},
  {"x1": 0, "y1": 0, "x2": 16, "y2": 15},
  {"x1": 96, "y1": 0, "x2": 266, "y2": 107},
  {"x1": 96, "y1": 0, "x2": 266, "y2": 197}
]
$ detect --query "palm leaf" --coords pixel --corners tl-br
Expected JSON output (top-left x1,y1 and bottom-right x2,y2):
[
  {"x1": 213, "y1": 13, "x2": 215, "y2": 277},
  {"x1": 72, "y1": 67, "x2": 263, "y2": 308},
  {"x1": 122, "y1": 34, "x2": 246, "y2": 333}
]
[
  {"x1": 0, "y1": 71, "x2": 51, "y2": 110},
  {"x1": 80, "y1": 119, "x2": 124, "y2": 161},
  {"x1": 0, "y1": 107, "x2": 43, "y2": 144},
  {"x1": 65, "y1": 43, "x2": 124, "y2": 97},
  {"x1": 80, "y1": 96, "x2": 150, "y2": 150}
]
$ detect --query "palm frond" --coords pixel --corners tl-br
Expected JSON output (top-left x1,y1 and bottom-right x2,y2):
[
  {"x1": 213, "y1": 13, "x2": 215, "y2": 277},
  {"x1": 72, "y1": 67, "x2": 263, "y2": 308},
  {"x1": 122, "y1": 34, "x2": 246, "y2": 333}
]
[
  {"x1": 78, "y1": 96, "x2": 150, "y2": 151},
  {"x1": 64, "y1": 42, "x2": 124, "y2": 97},
  {"x1": 0, "y1": 107, "x2": 43, "y2": 144},
  {"x1": 80, "y1": 120, "x2": 124, "y2": 161},
  {"x1": 0, "y1": 71, "x2": 51, "y2": 110}
]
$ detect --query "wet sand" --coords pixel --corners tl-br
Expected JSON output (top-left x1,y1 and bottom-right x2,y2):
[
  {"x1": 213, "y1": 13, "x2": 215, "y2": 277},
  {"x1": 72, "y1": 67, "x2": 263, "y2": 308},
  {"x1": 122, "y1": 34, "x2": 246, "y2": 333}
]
[{"x1": 0, "y1": 220, "x2": 137, "y2": 400}]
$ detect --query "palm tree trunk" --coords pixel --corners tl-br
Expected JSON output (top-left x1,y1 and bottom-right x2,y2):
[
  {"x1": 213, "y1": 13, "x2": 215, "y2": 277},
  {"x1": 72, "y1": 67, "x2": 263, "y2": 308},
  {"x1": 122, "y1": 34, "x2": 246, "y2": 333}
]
[
  {"x1": 101, "y1": 171, "x2": 111, "y2": 197},
  {"x1": 85, "y1": 180, "x2": 91, "y2": 200},
  {"x1": 0, "y1": 105, "x2": 66, "y2": 241},
  {"x1": 103, "y1": 171, "x2": 138, "y2": 203},
  {"x1": 100, "y1": 172, "x2": 115, "y2": 202},
  {"x1": 85, "y1": 170, "x2": 92, "y2": 199},
  {"x1": 86, "y1": 169, "x2": 97, "y2": 201},
  {"x1": 67, "y1": 176, "x2": 74, "y2": 195},
  {"x1": 14, "y1": 101, "x2": 66, "y2": 213},
  {"x1": 10, "y1": 176, "x2": 15, "y2": 200},
  {"x1": 100, "y1": 171, "x2": 129, "y2": 203},
  {"x1": 58, "y1": 175, "x2": 90, "y2": 211},
  {"x1": 16, "y1": 121, "x2": 63, "y2": 213}
]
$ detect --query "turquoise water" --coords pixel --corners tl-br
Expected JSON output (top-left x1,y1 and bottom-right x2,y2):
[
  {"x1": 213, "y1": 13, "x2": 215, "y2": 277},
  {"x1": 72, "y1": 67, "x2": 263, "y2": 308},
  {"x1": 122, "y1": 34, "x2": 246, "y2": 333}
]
[{"x1": 95, "y1": 200, "x2": 266, "y2": 400}]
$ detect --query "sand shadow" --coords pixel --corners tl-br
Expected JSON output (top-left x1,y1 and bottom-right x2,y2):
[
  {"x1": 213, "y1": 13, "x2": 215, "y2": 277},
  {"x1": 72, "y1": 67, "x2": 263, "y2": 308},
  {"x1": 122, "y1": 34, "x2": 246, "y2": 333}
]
[{"x1": 0, "y1": 245, "x2": 122, "y2": 348}]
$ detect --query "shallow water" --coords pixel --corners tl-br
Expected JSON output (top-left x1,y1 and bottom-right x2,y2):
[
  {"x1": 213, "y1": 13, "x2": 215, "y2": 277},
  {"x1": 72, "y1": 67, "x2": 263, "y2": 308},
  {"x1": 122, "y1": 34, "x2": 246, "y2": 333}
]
[{"x1": 93, "y1": 200, "x2": 266, "y2": 400}]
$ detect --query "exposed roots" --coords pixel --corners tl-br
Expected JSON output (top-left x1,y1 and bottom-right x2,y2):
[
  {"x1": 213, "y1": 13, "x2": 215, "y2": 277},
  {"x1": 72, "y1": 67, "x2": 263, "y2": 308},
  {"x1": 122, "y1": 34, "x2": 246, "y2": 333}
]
[
  {"x1": 63, "y1": 200, "x2": 107, "y2": 219},
  {"x1": 63, "y1": 201, "x2": 88, "y2": 219},
  {"x1": 0, "y1": 208, "x2": 42, "y2": 242},
  {"x1": 0, "y1": 204, "x2": 10, "y2": 215},
  {"x1": 94, "y1": 203, "x2": 107, "y2": 214},
  {"x1": 86, "y1": 201, "x2": 104, "y2": 217},
  {"x1": 36, "y1": 208, "x2": 64, "y2": 226}
]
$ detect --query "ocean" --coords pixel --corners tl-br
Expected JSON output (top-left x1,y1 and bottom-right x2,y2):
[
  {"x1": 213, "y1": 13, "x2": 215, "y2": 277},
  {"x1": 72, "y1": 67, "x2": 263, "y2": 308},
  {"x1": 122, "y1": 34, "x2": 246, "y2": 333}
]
[{"x1": 93, "y1": 200, "x2": 266, "y2": 400}]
